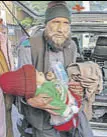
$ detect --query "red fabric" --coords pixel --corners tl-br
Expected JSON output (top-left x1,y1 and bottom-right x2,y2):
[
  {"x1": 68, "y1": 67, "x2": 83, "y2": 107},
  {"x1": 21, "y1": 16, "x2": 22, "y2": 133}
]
[
  {"x1": 54, "y1": 113, "x2": 79, "y2": 131},
  {"x1": 70, "y1": 90, "x2": 82, "y2": 108},
  {"x1": 0, "y1": 65, "x2": 36, "y2": 99},
  {"x1": 54, "y1": 89, "x2": 82, "y2": 131}
]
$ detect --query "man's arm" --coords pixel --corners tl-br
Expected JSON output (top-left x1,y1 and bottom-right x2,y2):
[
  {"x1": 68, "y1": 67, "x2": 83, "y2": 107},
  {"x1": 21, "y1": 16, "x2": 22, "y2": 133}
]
[
  {"x1": 27, "y1": 94, "x2": 60, "y2": 115},
  {"x1": 71, "y1": 40, "x2": 77, "y2": 63},
  {"x1": 68, "y1": 40, "x2": 84, "y2": 95},
  {"x1": 17, "y1": 46, "x2": 32, "y2": 68}
]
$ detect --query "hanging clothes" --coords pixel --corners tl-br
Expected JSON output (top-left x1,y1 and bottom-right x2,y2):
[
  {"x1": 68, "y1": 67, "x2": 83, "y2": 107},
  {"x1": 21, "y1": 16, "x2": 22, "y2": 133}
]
[
  {"x1": 0, "y1": 25, "x2": 14, "y2": 137},
  {"x1": 0, "y1": 31, "x2": 14, "y2": 71}
]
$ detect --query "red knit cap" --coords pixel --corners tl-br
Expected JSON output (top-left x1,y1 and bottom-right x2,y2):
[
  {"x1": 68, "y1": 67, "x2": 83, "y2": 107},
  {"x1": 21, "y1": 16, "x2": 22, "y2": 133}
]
[{"x1": 0, "y1": 65, "x2": 36, "y2": 99}]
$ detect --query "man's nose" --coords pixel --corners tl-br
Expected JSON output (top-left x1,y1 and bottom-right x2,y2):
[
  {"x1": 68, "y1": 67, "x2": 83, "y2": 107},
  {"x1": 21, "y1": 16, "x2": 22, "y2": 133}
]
[{"x1": 57, "y1": 23, "x2": 64, "y2": 32}]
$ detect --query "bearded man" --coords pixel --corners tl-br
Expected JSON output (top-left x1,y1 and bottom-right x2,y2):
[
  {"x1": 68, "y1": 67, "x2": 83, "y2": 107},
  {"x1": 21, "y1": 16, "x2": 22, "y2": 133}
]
[{"x1": 17, "y1": 1, "x2": 93, "y2": 137}]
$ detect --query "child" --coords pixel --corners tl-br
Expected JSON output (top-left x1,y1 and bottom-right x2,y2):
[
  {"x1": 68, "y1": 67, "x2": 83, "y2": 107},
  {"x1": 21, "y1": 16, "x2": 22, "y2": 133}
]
[{"x1": 0, "y1": 64, "x2": 81, "y2": 131}]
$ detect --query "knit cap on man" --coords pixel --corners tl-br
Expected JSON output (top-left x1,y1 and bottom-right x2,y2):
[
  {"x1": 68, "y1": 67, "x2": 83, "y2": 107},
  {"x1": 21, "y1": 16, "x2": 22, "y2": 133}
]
[
  {"x1": 45, "y1": 1, "x2": 71, "y2": 24},
  {"x1": 0, "y1": 64, "x2": 36, "y2": 99}
]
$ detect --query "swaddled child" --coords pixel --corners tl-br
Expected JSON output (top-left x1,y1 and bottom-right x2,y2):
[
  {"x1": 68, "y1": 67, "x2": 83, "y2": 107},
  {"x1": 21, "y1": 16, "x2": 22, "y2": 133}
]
[{"x1": 0, "y1": 64, "x2": 81, "y2": 131}]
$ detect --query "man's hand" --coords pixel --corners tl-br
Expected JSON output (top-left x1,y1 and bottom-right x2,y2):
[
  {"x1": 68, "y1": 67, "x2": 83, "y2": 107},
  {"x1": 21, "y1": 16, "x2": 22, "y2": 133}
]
[{"x1": 27, "y1": 93, "x2": 60, "y2": 115}]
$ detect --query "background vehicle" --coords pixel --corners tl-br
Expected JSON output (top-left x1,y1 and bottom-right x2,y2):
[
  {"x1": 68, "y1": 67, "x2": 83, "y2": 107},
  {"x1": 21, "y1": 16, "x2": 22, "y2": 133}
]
[{"x1": 71, "y1": 12, "x2": 107, "y2": 137}]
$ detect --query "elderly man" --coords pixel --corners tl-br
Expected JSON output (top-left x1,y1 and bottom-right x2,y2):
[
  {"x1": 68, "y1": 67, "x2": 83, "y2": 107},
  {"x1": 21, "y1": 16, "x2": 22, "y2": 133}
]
[{"x1": 17, "y1": 1, "x2": 93, "y2": 137}]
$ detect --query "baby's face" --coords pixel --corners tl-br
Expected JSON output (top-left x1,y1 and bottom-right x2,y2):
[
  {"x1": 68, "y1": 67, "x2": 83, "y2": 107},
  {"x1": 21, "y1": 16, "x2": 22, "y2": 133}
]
[
  {"x1": 45, "y1": 71, "x2": 56, "y2": 81},
  {"x1": 36, "y1": 71, "x2": 46, "y2": 86}
]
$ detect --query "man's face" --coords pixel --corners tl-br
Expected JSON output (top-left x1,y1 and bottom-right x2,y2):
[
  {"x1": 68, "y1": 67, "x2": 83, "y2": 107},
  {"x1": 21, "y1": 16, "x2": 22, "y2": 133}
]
[{"x1": 45, "y1": 17, "x2": 70, "y2": 47}]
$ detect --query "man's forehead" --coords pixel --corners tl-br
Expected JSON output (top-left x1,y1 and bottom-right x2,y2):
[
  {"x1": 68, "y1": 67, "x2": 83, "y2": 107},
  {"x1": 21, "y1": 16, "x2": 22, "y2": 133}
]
[{"x1": 49, "y1": 17, "x2": 69, "y2": 23}]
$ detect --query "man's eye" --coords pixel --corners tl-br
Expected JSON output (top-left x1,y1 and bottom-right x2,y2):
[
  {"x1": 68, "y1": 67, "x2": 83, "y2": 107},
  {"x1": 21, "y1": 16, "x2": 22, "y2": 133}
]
[
  {"x1": 64, "y1": 22, "x2": 69, "y2": 25},
  {"x1": 53, "y1": 21, "x2": 60, "y2": 24}
]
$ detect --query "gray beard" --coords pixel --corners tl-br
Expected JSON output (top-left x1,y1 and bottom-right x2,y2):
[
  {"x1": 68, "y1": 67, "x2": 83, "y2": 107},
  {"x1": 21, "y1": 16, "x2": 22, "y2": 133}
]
[{"x1": 44, "y1": 32, "x2": 71, "y2": 51}]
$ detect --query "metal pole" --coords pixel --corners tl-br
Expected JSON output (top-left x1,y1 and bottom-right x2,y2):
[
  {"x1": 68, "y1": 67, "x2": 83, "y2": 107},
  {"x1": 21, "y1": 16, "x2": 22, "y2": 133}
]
[{"x1": 2, "y1": 1, "x2": 30, "y2": 37}]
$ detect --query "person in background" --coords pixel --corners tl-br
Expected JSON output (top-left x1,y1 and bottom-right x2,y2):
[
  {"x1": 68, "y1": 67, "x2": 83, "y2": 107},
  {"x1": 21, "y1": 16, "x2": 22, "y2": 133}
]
[
  {"x1": 0, "y1": 17, "x2": 14, "y2": 137},
  {"x1": 0, "y1": 89, "x2": 6, "y2": 137}
]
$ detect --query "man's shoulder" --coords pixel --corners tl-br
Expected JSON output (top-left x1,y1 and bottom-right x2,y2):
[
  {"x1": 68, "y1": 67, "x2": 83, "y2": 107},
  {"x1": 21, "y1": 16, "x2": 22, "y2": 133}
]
[
  {"x1": 70, "y1": 39, "x2": 77, "y2": 47},
  {"x1": 30, "y1": 29, "x2": 44, "y2": 39},
  {"x1": 29, "y1": 30, "x2": 44, "y2": 46},
  {"x1": 67, "y1": 39, "x2": 77, "y2": 51}
]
